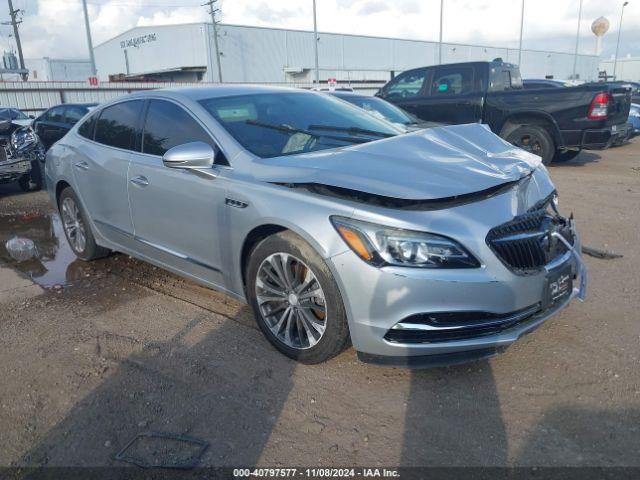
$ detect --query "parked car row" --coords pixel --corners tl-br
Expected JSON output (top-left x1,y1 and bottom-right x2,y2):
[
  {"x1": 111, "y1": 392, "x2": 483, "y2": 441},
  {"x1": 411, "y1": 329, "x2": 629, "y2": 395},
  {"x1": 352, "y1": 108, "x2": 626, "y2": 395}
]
[{"x1": 0, "y1": 103, "x2": 97, "y2": 191}]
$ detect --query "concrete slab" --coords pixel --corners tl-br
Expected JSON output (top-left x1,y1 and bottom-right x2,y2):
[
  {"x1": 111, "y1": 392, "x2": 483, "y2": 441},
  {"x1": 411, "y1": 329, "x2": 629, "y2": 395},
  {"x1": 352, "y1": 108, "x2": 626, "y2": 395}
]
[{"x1": 0, "y1": 266, "x2": 44, "y2": 302}]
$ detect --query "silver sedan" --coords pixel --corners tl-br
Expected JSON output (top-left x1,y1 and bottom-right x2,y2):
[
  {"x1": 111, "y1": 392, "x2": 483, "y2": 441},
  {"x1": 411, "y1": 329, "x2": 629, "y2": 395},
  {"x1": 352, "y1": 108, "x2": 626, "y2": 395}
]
[{"x1": 45, "y1": 86, "x2": 586, "y2": 366}]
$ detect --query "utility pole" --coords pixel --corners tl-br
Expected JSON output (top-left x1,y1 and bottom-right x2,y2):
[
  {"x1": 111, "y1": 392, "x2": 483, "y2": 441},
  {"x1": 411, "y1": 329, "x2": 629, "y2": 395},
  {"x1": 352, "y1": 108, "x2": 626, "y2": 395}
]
[
  {"x1": 82, "y1": 0, "x2": 97, "y2": 76},
  {"x1": 571, "y1": 0, "x2": 583, "y2": 79},
  {"x1": 203, "y1": 0, "x2": 223, "y2": 82},
  {"x1": 312, "y1": 0, "x2": 319, "y2": 85},
  {"x1": 6, "y1": 0, "x2": 26, "y2": 81},
  {"x1": 517, "y1": 0, "x2": 525, "y2": 67},
  {"x1": 613, "y1": 1, "x2": 629, "y2": 81},
  {"x1": 438, "y1": 0, "x2": 444, "y2": 64}
]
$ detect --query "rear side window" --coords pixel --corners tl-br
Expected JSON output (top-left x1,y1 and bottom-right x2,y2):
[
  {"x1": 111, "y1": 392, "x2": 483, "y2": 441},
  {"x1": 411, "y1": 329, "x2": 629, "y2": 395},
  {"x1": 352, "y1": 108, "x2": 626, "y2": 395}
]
[
  {"x1": 65, "y1": 106, "x2": 88, "y2": 124},
  {"x1": 385, "y1": 69, "x2": 427, "y2": 99},
  {"x1": 94, "y1": 100, "x2": 143, "y2": 151},
  {"x1": 142, "y1": 100, "x2": 221, "y2": 160},
  {"x1": 431, "y1": 67, "x2": 475, "y2": 95},
  {"x1": 44, "y1": 106, "x2": 65, "y2": 123},
  {"x1": 77, "y1": 113, "x2": 97, "y2": 139}
]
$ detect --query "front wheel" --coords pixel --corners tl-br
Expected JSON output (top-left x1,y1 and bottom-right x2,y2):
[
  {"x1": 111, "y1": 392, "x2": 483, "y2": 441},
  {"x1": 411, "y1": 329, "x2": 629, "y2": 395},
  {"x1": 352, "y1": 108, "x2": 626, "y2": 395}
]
[
  {"x1": 17, "y1": 161, "x2": 42, "y2": 192},
  {"x1": 246, "y1": 231, "x2": 350, "y2": 364},
  {"x1": 505, "y1": 125, "x2": 555, "y2": 166}
]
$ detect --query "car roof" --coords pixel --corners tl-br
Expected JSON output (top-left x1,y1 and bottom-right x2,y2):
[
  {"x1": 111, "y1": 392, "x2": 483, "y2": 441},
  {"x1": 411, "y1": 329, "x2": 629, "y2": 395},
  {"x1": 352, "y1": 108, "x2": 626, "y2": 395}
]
[{"x1": 123, "y1": 84, "x2": 311, "y2": 103}]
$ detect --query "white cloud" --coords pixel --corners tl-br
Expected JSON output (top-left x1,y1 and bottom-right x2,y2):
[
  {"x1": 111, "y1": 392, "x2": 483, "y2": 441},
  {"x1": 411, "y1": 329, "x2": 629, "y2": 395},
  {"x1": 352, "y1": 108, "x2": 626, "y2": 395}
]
[{"x1": 4, "y1": 0, "x2": 640, "y2": 60}]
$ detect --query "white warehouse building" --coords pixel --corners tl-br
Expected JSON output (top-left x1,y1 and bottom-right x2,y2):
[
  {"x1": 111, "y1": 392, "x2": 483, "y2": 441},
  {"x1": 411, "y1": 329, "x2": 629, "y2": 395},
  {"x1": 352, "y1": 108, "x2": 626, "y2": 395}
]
[{"x1": 94, "y1": 23, "x2": 601, "y2": 84}]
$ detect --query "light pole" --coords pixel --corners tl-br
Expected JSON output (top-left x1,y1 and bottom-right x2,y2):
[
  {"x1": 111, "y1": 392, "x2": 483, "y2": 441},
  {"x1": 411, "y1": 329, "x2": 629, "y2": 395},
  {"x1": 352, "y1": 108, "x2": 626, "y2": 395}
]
[
  {"x1": 571, "y1": 0, "x2": 583, "y2": 79},
  {"x1": 82, "y1": 0, "x2": 97, "y2": 76},
  {"x1": 517, "y1": 0, "x2": 525, "y2": 66},
  {"x1": 312, "y1": 0, "x2": 319, "y2": 84},
  {"x1": 613, "y1": 1, "x2": 629, "y2": 80},
  {"x1": 438, "y1": 0, "x2": 444, "y2": 64}
]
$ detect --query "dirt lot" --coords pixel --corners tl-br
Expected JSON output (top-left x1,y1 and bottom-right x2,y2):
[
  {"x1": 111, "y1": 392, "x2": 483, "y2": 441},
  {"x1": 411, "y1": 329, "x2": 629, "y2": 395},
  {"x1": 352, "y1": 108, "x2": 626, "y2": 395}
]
[{"x1": 0, "y1": 143, "x2": 639, "y2": 468}]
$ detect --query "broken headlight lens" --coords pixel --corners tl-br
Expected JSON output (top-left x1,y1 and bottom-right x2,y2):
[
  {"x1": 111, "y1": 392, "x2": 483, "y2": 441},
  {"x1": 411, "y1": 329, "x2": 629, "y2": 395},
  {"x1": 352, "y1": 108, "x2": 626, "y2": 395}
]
[{"x1": 331, "y1": 216, "x2": 480, "y2": 269}]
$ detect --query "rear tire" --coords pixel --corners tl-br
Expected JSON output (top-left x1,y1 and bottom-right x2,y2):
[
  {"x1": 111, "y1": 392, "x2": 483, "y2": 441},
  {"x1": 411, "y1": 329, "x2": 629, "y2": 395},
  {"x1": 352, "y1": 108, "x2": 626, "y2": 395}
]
[
  {"x1": 246, "y1": 231, "x2": 350, "y2": 364},
  {"x1": 58, "y1": 187, "x2": 109, "y2": 261},
  {"x1": 505, "y1": 125, "x2": 555, "y2": 166},
  {"x1": 553, "y1": 149, "x2": 581, "y2": 162}
]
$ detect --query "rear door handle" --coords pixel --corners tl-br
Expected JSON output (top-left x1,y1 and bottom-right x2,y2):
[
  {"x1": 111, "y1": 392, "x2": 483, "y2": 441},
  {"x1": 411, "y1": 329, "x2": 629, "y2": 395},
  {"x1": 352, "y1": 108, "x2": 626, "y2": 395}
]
[
  {"x1": 130, "y1": 175, "x2": 149, "y2": 187},
  {"x1": 74, "y1": 161, "x2": 89, "y2": 171}
]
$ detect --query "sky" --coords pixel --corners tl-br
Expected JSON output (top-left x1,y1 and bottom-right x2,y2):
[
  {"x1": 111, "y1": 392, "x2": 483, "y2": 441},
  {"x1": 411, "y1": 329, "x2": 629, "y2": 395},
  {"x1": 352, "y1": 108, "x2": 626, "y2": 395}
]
[{"x1": 0, "y1": 0, "x2": 638, "y2": 61}]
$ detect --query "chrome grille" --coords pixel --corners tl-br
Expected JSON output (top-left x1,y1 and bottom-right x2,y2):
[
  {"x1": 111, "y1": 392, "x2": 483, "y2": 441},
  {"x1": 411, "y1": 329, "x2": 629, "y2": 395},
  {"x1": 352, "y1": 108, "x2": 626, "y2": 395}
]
[
  {"x1": 487, "y1": 206, "x2": 574, "y2": 272},
  {"x1": 0, "y1": 146, "x2": 7, "y2": 163}
]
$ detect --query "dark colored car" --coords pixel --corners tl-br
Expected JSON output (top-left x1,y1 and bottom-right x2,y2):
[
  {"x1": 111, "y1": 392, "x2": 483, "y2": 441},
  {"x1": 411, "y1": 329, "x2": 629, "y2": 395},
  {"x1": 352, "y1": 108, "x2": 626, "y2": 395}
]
[
  {"x1": 33, "y1": 103, "x2": 98, "y2": 151},
  {"x1": 329, "y1": 91, "x2": 442, "y2": 131},
  {"x1": 377, "y1": 60, "x2": 632, "y2": 164}
]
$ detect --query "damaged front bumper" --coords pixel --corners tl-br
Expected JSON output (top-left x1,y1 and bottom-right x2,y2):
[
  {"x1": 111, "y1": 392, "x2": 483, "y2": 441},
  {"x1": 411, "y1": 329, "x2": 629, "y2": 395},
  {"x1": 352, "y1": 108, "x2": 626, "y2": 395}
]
[
  {"x1": 328, "y1": 220, "x2": 587, "y2": 368},
  {"x1": 0, "y1": 149, "x2": 31, "y2": 183}
]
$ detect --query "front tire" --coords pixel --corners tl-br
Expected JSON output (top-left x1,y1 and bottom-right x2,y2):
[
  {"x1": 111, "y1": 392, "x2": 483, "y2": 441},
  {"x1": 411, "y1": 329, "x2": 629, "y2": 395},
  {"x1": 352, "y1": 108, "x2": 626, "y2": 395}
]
[
  {"x1": 58, "y1": 187, "x2": 109, "y2": 261},
  {"x1": 246, "y1": 231, "x2": 350, "y2": 364},
  {"x1": 505, "y1": 125, "x2": 555, "y2": 166},
  {"x1": 17, "y1": 162, "x2": 42, "y2": 192}
]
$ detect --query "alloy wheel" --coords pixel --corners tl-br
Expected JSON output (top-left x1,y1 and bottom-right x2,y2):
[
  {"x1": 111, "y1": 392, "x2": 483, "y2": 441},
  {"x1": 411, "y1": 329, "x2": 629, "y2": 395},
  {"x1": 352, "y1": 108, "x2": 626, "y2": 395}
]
[
  {"x1": 61, "y1": 197, "x2": 87, "y2": 253},
  {"x1": 255, "y1": 252, "x2": 327, "y2": 350}
]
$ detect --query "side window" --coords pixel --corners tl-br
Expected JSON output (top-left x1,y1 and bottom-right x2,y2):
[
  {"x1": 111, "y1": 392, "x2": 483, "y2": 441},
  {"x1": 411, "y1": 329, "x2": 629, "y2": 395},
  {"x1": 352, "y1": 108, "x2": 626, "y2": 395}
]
[
  {"x1": 385, "y1": 69, "x2": 427, "y2": 99},
  {"x1": 65, "y1": 106, "x2": 88, "y2": 124},
  {"x1": 142, "y1": 99, "x2": 226, "y2": 164},
  {"x1": 431, "y1": 67, "x2": 475, "y2": 95},
  {"x1": 77, "y1": 112, "x2": 97, "y2": 140},
  {"x1": 42, "y1": 106, "x2": 65, "y2": 123},
  {"x1": 94, "y1": 100, "x2": 144, "y2": 151}
]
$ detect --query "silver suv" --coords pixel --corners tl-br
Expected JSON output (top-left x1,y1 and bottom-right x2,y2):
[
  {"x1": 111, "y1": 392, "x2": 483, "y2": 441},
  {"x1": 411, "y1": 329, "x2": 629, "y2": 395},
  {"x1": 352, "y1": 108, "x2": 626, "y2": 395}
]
[{"x1": 45, "y1": 86, "x2": 586, "y2": 366}]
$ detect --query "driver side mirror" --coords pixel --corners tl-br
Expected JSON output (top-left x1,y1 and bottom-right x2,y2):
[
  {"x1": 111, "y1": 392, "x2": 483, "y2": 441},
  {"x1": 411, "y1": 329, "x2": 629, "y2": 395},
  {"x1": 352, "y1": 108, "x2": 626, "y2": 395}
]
[{"x1": 163, "y1": 141, "x2": 215, "y2": 171}]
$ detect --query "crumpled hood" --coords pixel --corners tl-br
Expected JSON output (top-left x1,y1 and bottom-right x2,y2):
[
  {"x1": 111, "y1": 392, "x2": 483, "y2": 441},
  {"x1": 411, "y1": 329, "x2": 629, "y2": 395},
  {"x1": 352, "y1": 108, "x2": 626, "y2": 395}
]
[{"x1": 253, "y1": 123, "x2": 542, "y2": 200}]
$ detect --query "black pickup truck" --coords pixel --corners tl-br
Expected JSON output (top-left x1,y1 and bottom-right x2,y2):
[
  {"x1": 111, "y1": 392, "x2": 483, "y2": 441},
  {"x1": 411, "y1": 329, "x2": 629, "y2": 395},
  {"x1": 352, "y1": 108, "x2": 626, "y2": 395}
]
[{"x1": 377, "y1": 60, "x2": 632, "y2": 164}]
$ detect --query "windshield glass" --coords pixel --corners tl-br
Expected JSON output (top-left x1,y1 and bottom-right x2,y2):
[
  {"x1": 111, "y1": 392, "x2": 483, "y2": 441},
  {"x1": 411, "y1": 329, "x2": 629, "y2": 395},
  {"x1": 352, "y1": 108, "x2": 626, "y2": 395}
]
[
  {"x1": 199, "y1": 91, "x2": 402, "y2": 158},
  {"x1": 0, "y1": 108, "x2": 28, "y2": 120},
  {"x1": 337, "y1": 95, "x2": 415, "y2": 125}
]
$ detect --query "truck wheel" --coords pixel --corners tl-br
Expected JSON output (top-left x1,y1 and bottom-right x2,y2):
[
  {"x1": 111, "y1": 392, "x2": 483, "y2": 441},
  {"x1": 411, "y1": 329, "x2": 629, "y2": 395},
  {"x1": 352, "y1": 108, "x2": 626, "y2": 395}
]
[
  {"x1": 553, "y1": 149, "x2": 581, "y2": 162},
  {"x1": 58, "y1": 187, "x2": 110, "y2": 261},
  {"x1": 506, "y1": 125, "x2": 555, "y2": 166},
  {"x1": 246, "y1": 231, "x2": 350, "y2": 364},
  {"x1": 17, "y1": 161, "x2": 42, "y2": 192}
]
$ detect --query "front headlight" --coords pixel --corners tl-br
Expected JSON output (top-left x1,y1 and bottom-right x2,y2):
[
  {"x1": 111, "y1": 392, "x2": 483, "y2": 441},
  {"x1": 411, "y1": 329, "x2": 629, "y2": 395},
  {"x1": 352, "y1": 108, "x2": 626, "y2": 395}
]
[
  {"x1": 331, "y1": 216, "x2": 480, "y2": 269},
  {"x1": 10, "y1": 128, "x2": 37, "y2": 149}
]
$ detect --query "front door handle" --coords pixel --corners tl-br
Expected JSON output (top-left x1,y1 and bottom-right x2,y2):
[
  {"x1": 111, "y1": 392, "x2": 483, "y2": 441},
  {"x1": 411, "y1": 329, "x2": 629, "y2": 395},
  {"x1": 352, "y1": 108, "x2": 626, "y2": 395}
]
[
  {"x1": 74, "y1": 161, "x2": 89, "y2": 171},
  {"x1": 130, "y1": 175, "x2": 149, "y2": 187}
]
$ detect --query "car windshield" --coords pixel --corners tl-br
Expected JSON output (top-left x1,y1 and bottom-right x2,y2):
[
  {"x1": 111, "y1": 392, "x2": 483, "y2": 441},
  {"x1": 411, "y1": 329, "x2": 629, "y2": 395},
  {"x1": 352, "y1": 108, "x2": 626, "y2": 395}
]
[
  {"x1": 0, "y1": 108, "x2": 28, "y2": 120},
  {"x1": 199, "y1": 91, "x2": 402, "y2": 158},
  {"x1": 337, "y1": 95, "x2": 416, "y2": 125}
]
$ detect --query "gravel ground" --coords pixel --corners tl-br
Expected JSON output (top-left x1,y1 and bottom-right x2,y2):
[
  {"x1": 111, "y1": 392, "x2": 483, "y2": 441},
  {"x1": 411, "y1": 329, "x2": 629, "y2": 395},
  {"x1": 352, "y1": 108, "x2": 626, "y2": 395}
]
[{"x1": 0, "y1": 142, "x2": 638, "y2": 468}]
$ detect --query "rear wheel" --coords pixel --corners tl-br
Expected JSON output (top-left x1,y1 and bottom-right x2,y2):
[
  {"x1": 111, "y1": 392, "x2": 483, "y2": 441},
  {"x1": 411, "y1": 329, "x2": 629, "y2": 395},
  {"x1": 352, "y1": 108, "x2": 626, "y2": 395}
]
[
  {"x1": 246, "y1": 231, "x2": 350, "y2": 364},
  {"x1": 58, "y1": 187, "x2": 109, "y2": 261},
  {"x1": 553, "y1": 149, "x2": 581, "y2": 162},
  {"x1": 505, "y1": 125, "x2": 555, "y2": 166}
]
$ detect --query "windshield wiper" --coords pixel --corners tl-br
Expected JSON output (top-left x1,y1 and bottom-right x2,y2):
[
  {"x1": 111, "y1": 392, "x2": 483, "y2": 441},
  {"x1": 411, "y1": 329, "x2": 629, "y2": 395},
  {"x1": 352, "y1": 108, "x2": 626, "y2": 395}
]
[
  {"x1": 307, "y1": 124, "x2": 396, "y2": 138},
  {"x1": 245, "y1": 120, "x2": 369, "y2": 144}
]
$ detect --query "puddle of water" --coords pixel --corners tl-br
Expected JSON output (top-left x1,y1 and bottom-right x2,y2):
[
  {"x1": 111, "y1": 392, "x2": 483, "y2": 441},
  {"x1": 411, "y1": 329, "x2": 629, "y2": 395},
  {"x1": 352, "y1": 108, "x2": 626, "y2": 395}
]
[{"x1": 0, "y1": 212, "x2": 86, "y2": 288}]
